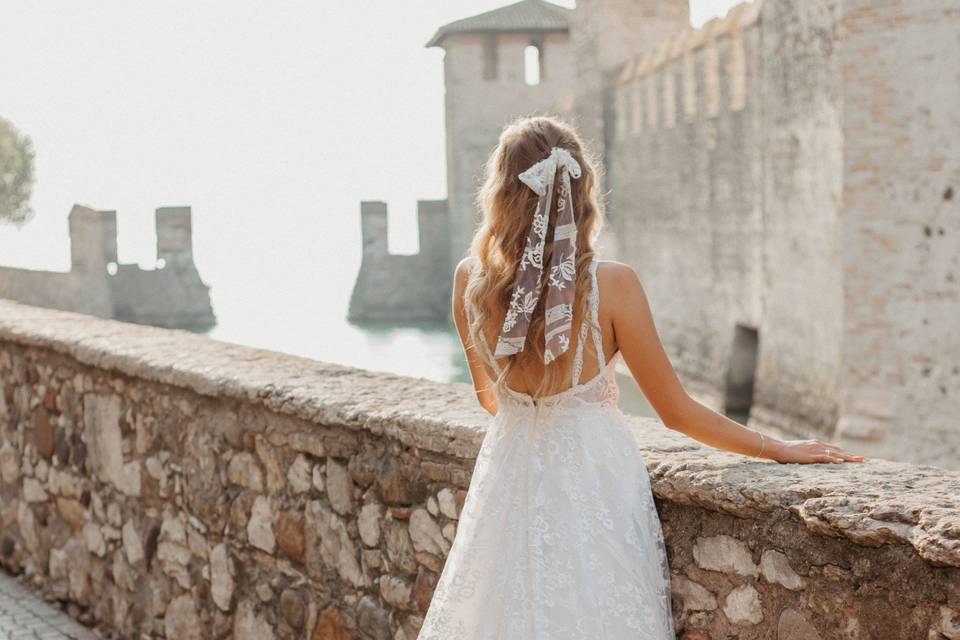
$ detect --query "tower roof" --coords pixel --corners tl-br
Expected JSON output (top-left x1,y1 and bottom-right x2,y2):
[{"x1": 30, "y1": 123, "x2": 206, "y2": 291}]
[{"x1": 426, "y1": 0, "x2": 572, "y2": 48}]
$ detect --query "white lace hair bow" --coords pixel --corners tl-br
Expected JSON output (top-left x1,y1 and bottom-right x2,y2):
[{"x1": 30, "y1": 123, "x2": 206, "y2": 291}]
[{"x1": 494, "y1": 146, "x2": 582, "y2": 364}]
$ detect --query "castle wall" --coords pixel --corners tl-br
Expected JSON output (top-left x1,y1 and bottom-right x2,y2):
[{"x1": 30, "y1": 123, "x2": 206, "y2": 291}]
[
  {"x1": 0, "y1": 268, "x2": 112, "y2": 319},
  {"x1": 348, "y1": 200, "x2": 451, "y2": 322},
  {"x1": 0, "y1": 205, "x2": 215, "y2": 330},
  {"x1": 834, "y1": 0, "x2": 960, "y2": 463},
  {"x1": 568, "y1": 0, "x2": 691, "y2": 194},
  {"x1": 607, "y1": 4, "x2": 765, "y2": 407},
  {"x1": 750, "y1": 0, "x2": 846, "y2": 438},
  {"x1": 110, "y1": 264, "x2": 216, "y2": 329},
  {"x1": 1, "y1": 300, "x2": 958, "y2": 639},
  {"x1": 606, "y1": 0, "x2": 960, "y2": 468}
]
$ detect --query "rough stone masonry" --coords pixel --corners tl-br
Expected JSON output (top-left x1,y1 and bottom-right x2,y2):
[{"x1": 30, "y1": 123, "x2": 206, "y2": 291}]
[{"x1": 0, "y1": 299, "x2": 958, "y2": 639}]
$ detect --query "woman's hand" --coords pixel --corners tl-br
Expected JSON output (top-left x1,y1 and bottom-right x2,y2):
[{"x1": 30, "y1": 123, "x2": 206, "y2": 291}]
[{"x1": 768, "y1": 438, "x2": 866, "y2": 464}]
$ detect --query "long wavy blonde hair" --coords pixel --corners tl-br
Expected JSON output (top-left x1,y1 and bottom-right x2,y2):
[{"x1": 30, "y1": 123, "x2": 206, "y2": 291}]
[{"x1": 463, "y1": 115, "x2": 606, "y2": 397}]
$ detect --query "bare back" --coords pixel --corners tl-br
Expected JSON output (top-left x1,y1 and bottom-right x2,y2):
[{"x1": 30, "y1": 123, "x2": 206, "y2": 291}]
[{"x1": 461, "y1": 258, "x2": 620, "y2": 399}]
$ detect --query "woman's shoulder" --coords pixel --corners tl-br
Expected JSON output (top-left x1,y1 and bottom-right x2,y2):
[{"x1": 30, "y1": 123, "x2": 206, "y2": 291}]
[
  {"x1": 594, "y1": 258, "x2": 640, "y2": 286},
  {"x1": 454, "y1": 256, "x2": 479, "y2": 283}
]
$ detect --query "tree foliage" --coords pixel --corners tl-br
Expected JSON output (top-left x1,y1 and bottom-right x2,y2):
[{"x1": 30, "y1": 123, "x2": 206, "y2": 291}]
[{"x1": 0, "y1": 116, "x2": 35, "y2": 225}]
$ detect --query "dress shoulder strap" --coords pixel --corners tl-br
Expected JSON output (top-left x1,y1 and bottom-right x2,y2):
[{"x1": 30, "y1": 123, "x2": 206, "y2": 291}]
[
  {"x1": 462, "y1": 293, "x2": 504, "y2": 380},
  {"x1": 571, "y1": 259, "x2": 603, "y2": 386},
  {"x1": 588, "y1": 260, "x2": 606, "y2": 370}
]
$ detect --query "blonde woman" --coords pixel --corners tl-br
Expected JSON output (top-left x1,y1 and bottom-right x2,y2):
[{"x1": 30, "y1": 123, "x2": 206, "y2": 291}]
[{"x1": 418, "y1": 115, "x2": 864, "y2": 639}]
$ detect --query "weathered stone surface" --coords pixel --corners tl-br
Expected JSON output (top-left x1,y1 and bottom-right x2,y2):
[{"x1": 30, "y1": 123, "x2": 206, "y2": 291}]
[
  {"x1": 359, "y1": 502, "x2": 383, "y2": 547},
  {"x1": 255, "y1": 435, "x2": 286, "y2": 494},
  {"x1": 122, "y1": 520, "x2": 144, "y2": 565},
  {"x1": 692, "y1": 535, "x2": 758, "y2": 577},
  {"x1": 0, "y1": 442, "x2": 18, "y2": 484},
  {"x1": 16, "y1": 502, "x2": 37, "y2": 552},
  {"x1": 157, "y1": 513, "x2": 192, "y2": 589},
  {"x1": 385, "y1": 521, "x2": 417, "y2": 576},
  {"x1": 210, "y1": 543, "x2": 235, "y2": 612},
  {"x1": 288, "y1": 454, "x2": 313, "y2": 494},
  {"x1": 939, "y1": 605, "x2": 960, "y2": 640},
  {"x1": 247, "y1": 496, "x2": 276, "y2": 554},
  {"x1": 326, "y1": 458, "x2": 354, "y2": 515},
  {"x1": 83, "y1": 522, "x2": 106, "y2": 557},
  {"x1": 305, "y1": 500, "x2": 367, "y2": 587},
  {"x1": 85, "y1": 393, "x2": 142, "y2": 495},
  {"x1": 227, "y1": 452, "x2": 264, "y2": 492},
  {"x1": 183, "y1": 426, "x2": 227, "y2": 527},
  {"x1": 276, "y1": 510, "x2": 306, "y2": 564},
  {"x1": 441, "y1": 522, "x2": 456, "y2": 543},
  {"x1": 234, "y1": 598, "x2": 276, "y2": 640},
  {"x1": 357, "y1": 594, "x2": 392, "y2": 640},
  {"x1": 379, "y1": 575, "x2": 413, "y2": 611},
  {"x1": 722, "y1": 584, "x2": 763, "y2": 625},
  {"x1": 777, "y1": 608, "x2": 823, "y2": 640},
  {"x1": 164, "y1": 594, "x2": 201, "y2": 640},
  {"x1": 437, "y1": 488, "x2": 458, "y2": 520},
  {"x1": 312, "y1": 607, "x2": 351, "y2": 640},
  {"x1": 413, "y1": 568, "x2": 438, "y2": 614},
  {"x1": 760, "y1": 549, "x2": 806, "y2": 590},
  {"x1": 22, "y1": 477, "x2": 48, "y2": 503},
  {"x1": 671, "y1": 574, "x2": 717, "y2": 612},
  {"x1": 32, "y1": 406, "x2": 55, "y2": 459},
  {"x1": 57, "y1": 497, "x2": 87, "y2": 532},
  {"x1": 409, "y1": 509, "x2": 450, "y2": 556},
  {"x1": 279, "y1": 588, "x2": 306, "y2": 629}
]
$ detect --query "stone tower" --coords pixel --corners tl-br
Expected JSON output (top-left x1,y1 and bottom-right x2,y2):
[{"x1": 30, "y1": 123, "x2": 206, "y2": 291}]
[
  {"x1": 426, "y1": 0, "x2": 578, "y2": 273},
  {"x1": 69, "y1": 204, "x2": 118, "y2": 273},
  {"x1": 156, "y1": 206, "x2": 194, "y2": 269}
]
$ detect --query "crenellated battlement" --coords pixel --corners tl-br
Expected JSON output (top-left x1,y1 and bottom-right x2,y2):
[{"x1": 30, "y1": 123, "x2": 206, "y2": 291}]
[
  {"x1": 611, "y1": 0, "x2": 761, "y2": 136},
  {"x1": 350, "y1": 199, "x2": 451, "y2": 322},
  {"x1": 0, "y1": 203, "x2": 215, "y2": 329}
]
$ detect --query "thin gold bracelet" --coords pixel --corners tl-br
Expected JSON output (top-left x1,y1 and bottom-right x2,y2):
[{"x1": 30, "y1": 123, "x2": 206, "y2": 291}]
[{"x1": 756, "y1": 432, "x2": 765, "y2": 458}]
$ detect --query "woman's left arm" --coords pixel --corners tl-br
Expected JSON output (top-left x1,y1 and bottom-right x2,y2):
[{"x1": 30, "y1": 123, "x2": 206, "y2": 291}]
[{"x1": 452, "y1": 257, "x2": 498, "y2": 416}]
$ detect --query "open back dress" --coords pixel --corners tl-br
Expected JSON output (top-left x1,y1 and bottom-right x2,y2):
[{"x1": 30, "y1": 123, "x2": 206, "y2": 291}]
[{"x1": 418, "y1": 259, "x2": 676, "y2": 639}]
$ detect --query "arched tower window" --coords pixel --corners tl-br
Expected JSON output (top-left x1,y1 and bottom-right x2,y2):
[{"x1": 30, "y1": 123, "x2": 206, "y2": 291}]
[{"x1": 524, "y1": 43, "x2": 542, "y2": 85}]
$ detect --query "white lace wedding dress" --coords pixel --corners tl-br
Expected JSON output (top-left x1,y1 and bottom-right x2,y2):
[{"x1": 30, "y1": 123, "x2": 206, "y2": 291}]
[{"x1": 418, "y1": 260, "x2": 676, "y2": 639}]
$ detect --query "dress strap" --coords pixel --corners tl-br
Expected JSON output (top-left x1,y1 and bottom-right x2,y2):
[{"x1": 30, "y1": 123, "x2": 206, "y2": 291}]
[
  {"x1": 589, "y1": 260, "x2": 606, "y2": 370},
  {"x1": 475, "y1": 326, "x2": 504, "y2": 379},
  {"x1": 463, "y1": 295, "x2": 504, "y2": 379},
  {"x1": 571, "y1": 259, "x2": 602, "y2": 386}
]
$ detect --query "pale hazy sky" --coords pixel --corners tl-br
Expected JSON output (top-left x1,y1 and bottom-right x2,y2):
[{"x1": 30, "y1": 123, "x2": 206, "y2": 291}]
[{"x1": 1, "y1": 0, "x2": 742, "y2": 270}]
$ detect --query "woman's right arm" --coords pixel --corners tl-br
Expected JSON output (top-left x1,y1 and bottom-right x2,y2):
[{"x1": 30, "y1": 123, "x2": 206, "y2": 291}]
[{"x1": 607, "y1": 262, "x2": 865, "y2": 464}]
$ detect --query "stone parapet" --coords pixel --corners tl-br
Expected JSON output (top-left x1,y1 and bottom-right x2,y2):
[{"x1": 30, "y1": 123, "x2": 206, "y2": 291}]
[{"x1": 0, "y1": 300, "x2": 958, "y2": 639}]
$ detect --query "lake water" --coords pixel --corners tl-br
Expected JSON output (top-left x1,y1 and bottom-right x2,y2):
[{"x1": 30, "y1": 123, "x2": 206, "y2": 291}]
[{"x1": 0, "y1": 1, "x2": 736, "y2": 419}]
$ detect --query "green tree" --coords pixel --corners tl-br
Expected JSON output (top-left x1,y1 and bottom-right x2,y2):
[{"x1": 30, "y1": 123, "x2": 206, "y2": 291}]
[{"x1": 0, "y1": 116, "x2": 35, "y2": 225}]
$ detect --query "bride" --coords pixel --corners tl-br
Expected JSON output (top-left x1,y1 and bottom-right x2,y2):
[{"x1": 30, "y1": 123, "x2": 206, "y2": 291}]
[{"x1": 417, "y1": 115, "x2": 865, "y2": 639}]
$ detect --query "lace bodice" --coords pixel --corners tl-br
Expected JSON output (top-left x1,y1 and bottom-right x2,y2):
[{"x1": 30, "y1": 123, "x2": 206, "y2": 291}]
[{"x1": 476, "y1": 259, "x2": 621, "y2": 417}]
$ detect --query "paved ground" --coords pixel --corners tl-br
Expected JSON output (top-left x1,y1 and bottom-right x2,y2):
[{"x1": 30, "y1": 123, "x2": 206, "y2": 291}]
[{"x1": 0, "y1": 572, "x2": 98, "y2": 639}]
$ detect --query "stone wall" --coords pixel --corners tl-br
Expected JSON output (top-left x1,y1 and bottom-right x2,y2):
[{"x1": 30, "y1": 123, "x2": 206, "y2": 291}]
[
  {"x1": 607, "y1": 2, "x2": 764, "y2": 410},
  {"x1": 833, "y1": 0, "x2": 960, "y2": 466},
  {"x1": 0, "y1": 204, "x2": 216, "y2": 330},
  {"x1": 605, "y1": 0, "x2": 960, "y2": 469},
  {"x1": 0, "y1": 300, "x2": 958, "y2": 639}
]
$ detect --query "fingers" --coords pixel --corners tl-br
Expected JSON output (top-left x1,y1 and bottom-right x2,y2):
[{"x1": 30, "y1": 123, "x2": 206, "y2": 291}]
[
  {"x1": 812, "y1": 454, "x2": 844, "y2": 464},
  {"x1": 814, "y1": 440, "x2": 867, "y2": 462}
]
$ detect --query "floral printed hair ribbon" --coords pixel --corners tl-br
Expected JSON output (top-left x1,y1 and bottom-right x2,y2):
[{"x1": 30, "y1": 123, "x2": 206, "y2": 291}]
[{"x1": 494, "y1": 146, "x2": 582, "y2": 364}]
